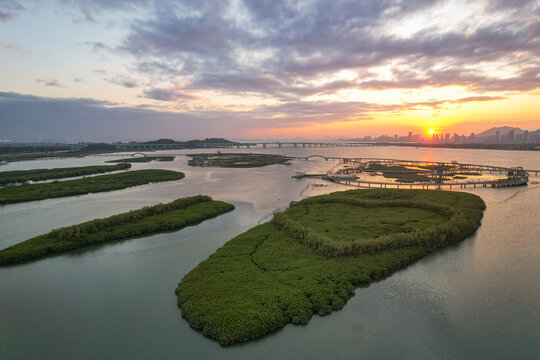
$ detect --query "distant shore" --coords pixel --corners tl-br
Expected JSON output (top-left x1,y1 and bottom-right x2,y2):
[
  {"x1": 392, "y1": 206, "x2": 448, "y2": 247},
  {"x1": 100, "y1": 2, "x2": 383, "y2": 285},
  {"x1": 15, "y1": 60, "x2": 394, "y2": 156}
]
[{"x1": 372, "y1": 142, "x2": 540, "y2": 151}]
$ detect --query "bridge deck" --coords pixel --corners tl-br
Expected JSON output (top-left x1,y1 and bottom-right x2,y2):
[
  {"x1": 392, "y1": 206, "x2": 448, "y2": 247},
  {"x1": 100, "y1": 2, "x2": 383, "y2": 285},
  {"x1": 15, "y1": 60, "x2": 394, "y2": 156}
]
[{"x1": 292, "y1": 156, "x2": 540, "y2": 176}]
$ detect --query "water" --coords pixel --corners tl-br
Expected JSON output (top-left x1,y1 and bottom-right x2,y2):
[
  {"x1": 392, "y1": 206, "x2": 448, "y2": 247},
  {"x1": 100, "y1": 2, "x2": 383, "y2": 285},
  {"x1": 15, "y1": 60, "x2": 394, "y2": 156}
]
[{"x1": 0, "y1": 146, "x2": 539, "y2": 359}]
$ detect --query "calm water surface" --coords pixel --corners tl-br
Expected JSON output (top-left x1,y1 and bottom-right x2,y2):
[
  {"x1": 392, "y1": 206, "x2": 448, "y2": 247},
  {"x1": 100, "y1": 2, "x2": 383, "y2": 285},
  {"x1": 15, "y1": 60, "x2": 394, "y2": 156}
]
[{"x1": 0, "y1": 146, "x2": 539, "y2": 359}]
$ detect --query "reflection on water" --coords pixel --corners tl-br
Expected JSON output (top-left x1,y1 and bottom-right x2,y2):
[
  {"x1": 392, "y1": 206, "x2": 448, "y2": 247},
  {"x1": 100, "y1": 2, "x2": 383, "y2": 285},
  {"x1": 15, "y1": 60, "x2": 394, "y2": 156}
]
[{"x1": 0, "y1": 146, "x2": 538, "y2": 360}]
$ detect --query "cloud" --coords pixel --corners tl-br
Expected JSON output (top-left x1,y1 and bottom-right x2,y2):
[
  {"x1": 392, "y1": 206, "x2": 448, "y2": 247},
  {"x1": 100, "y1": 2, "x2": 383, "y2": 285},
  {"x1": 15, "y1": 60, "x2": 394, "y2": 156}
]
[
  {"x1": 35, "y1": 78, "x2": 66, "y2": 88},
  {"x1": 0, "y1": 92, "x2": 257, "y2": 142},
  {"x1": 114, "y1": 0, "x2": 540, "y2": 101},
  {"x1": 0, "y1": 41, "x2": 27, "y2": 54},
  {"x1": 142, "y1": 85, "x2": 197, "y2": 101},
  {"x1": 0, "y1": 91, "x2": 513, "y2": 142},
  {"x1": 0, "y1": 0, "x2": 24, "y2": 22},
  {"x1": 106, "y1": 74, "x2": 139, "y2": 88},
  {"x1": 452, "y1": 96, "x2": 506, "y2": 103},
  {"x1": 60, "y1": 0, "x2": 151, "y2": 23},
  {"x1": 82, "y1": 41, "x2": 113, "y2": 53}
]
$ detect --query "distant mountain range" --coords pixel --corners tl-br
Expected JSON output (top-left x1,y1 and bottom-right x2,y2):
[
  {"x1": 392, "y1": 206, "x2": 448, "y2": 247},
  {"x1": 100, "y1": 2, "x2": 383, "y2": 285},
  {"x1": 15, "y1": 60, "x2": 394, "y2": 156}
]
[{"x1": 475, "y1": 126, "x2": 540, "y2": 141}]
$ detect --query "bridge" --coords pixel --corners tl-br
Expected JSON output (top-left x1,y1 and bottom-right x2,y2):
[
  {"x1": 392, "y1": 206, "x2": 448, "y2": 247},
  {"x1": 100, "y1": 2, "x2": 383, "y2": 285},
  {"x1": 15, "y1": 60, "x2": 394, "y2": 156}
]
[
  {"x1": 326, "y1": 176, "x2": 529, "y2": 190},
  {"x1": 114, "y1": 141, "x2": 375, "y2": 150}
]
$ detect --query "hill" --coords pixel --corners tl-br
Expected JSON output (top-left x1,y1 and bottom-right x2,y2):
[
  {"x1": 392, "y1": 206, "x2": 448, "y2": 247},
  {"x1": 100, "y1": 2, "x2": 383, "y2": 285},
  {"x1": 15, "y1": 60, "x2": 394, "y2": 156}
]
[{"x1": 476, "y1": 126, "x2": 524, "y2": 137}]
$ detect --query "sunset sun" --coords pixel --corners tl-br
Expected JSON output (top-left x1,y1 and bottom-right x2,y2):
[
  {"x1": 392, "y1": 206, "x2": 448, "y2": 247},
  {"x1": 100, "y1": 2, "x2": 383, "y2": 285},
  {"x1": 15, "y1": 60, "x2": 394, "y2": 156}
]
[{"x1": 428, "y1": 129, "x2": 435, "y2": 135}]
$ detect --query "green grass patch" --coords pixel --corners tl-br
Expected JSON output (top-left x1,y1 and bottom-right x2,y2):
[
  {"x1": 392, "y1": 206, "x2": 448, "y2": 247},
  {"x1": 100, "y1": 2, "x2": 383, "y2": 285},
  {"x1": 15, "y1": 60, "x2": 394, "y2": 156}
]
[
  {"x1": 187, "y1": 153, "x2": 291, "y2": 168},
  {"x1": 365, "y1": 164, "x2": 434, "y2": 183},
  {"x1": 0, "y1": 195, "x2": 234, "y2": 265},
  {"x1": 177, "y1": 189, "x2": 485, "y2": 345},
  {"x1": 0, "y1": 169, "x2": 184, "y2": 204},
  {"x1": 286, "y1": 203, "x2": 446, "y2": 241},
  {"x1": 0, "y1": 163, "x2": 131, "y2": 185},
  {"x1": 107, "y1": 156, "x2": 175, "y2": 163}
]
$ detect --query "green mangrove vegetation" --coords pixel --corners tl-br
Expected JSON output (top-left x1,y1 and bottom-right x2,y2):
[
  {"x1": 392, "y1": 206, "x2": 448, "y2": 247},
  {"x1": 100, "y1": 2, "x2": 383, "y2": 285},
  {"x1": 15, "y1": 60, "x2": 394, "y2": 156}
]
[
  {"x1": 0, "y1": 169, "x2": 184, "y2": 204},
  {"x1": 365, "y1": 163, "x2": 435, "y2": 182},
  {"x1": 0, "y1": 163, "x2": 131, "y2": 185},
  {"x1": 177, "y1": 189, "x2": 485, "y2": 346},
  {"x1": 364, "y1": 163, "x2": 481, "y2": 183},
  {"x1": 0, "y1": 195, "x2": 234, "y2": 265},
  {"x1": 187, "y1": 153, "x2": 292, "y2": 167},
  {"x1": 107, "y1": 156, "x2": 175, "y2": 163}
]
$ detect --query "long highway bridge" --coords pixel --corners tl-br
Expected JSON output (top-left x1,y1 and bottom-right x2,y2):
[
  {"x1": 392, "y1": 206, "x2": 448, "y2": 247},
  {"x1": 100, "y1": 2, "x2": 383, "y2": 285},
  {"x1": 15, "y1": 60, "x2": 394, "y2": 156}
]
[{"x1": 114, "y1": 141, "x2": 375, "y2": 150}]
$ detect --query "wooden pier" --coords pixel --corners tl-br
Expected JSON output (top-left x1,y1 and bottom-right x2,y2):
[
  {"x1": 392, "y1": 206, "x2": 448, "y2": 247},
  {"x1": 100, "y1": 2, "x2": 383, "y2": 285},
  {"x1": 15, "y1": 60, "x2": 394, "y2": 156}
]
[
  {"x1": 292, "y1": 155, "x2": 540, "y2": 177},
  {"x1": 290, "y1": 155, "x2": 536, "y2": 189},
  {"x1": 326, "y1": 177, "x2": 529, "y2": 190}
]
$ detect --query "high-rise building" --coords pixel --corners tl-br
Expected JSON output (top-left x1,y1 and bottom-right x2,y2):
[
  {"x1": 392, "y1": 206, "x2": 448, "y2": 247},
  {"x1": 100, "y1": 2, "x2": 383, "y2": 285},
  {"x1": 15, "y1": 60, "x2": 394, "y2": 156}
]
[
  {"x1": 508, "y1": 130, "x2": 515, "y2": 143},
  {"x1": 496, "y1": 131, "x2": 500, "y2": 143}
]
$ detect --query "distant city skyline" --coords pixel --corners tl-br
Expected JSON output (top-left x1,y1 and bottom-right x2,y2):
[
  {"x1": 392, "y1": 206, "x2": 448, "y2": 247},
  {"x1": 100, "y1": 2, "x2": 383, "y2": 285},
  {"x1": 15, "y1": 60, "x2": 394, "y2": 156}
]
[{"x1": 1, "y1": 1, "x2": 540, "y2": 141}]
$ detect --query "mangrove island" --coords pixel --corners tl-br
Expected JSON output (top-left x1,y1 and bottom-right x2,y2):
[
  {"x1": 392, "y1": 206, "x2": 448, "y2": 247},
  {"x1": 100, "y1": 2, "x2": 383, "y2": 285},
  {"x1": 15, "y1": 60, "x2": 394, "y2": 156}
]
[
  {"x1": 177, "y1": 189, "x2": 485, "y2": 345},
  {"x1": 0, "y1": 169, "x2": 184, "y2": 204},
  {"x1": 0, "y1": 163, "x2": 131, "y2": 185},
  {"x1": 0, "y1": 195, "x2": 234, "y2": 265},
  {"x1": 187, "y1": 153, "x2": 292, "y2": 168}
]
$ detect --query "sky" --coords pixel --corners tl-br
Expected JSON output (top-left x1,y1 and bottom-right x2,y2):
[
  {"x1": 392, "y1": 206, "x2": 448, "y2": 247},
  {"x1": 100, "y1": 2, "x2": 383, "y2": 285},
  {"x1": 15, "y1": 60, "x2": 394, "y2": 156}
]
[{"x1": 1, "y1": 0, "x2": 540, "y2": 142}]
